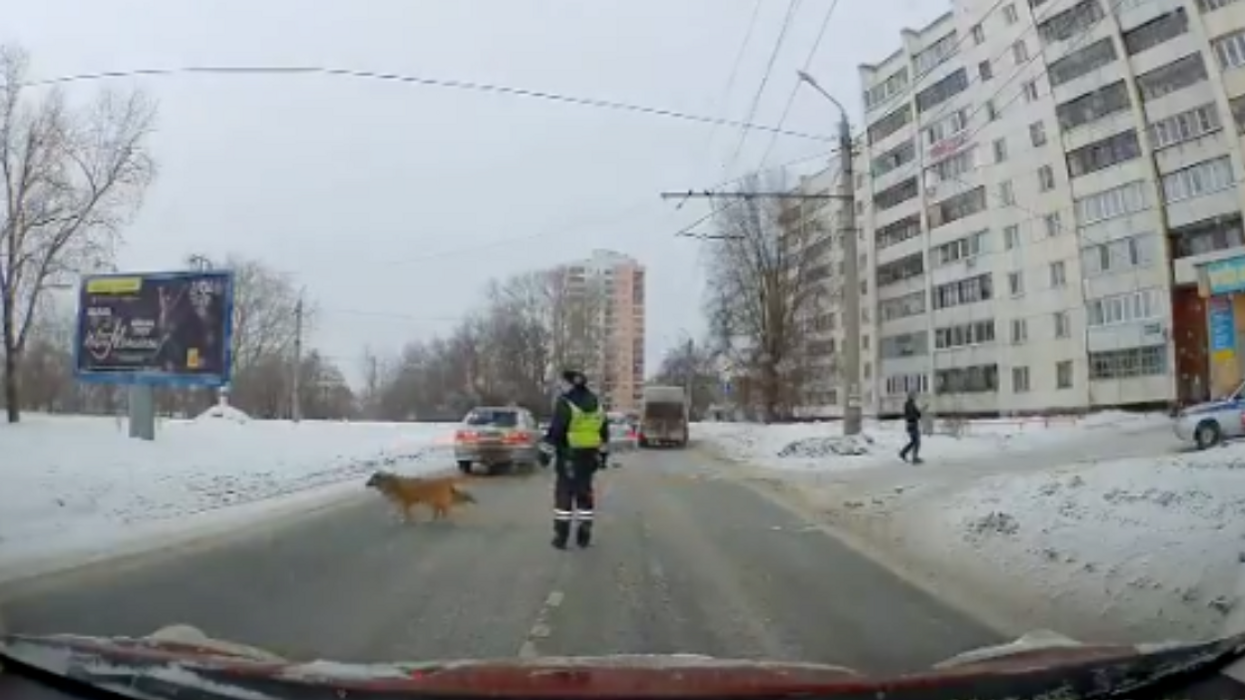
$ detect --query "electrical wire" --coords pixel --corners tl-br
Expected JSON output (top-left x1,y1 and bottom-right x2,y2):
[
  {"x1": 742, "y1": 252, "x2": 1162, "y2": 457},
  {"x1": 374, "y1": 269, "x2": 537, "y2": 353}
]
[
  {"x1": 722, "y1": 0, "x2": 805, "y2": 176},
  {"x1": 699, "y1": 0, "x2": 766, "y2": 176},
  {"x1": 755, "y1": 0, "x2": 841, "y2": 172},
  {"x1": 25, "y1": 64, "x2": 834, "y2": 144}
]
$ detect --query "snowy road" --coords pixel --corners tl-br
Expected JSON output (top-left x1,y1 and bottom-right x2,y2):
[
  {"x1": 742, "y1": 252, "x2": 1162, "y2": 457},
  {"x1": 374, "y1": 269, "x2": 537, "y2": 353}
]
[{"x1": 0, "y1": 446, "x2": 1000, "y2": 675}]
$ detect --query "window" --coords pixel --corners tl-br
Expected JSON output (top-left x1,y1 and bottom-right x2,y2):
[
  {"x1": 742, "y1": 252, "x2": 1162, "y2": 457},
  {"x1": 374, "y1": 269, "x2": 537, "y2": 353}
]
[
  {"x1": 874, "y1": 176, "x2": 920, "y2": 210},
  {"x1": 1231, "y1": 96, "x2": 1245, "y2": 135},
  {"x1": 876, "y1": 214, "x2": 923, "y2": 249},
  {"x1": 1008, "y1": 271, "x2": 1024, "y2": 296},
  {"x1": 1170, "y1": 216, "x2": 1245, "y2": 258},
  {"x1": 1004, "y1": 225, "x2": 1021, "y2": 249},
  {"x1": 872, "y1": 139, "x2": 917, "y2": 176},
  {"x1": 1057, "y1": 81, "x2": 1131, "y2": 130},
  {"x1": 1012, "y1": 366, "x2": 1031, "y2": 392},
  {"x1": 935, "y1": 320, "x2": 996, "y2": 349},
  {"x1": 885, "y1": 373, "x2": 929, "y2": 396},
  {"x1": 972, "y1": 24, "x2": 985, "y2": 44},
  {"x1": 994, "y1": 138, "x2": 1008, "y2": 162},
  {"x1": 868, "y1": 104, "x2": 913, "y2": 144},
  {"x1": 928, "y1": 146, "x2": 977, "y2": 183},
  {"x1": 1215, "y1": 30, "x2": 1245, "y2": 70},
  {"x1": 1054, "y1": 310, "x2": 1071, "y2": 337},
  {"x1": 1039, "y1": 165, "x2": 1056, "y2": 192},
  {"x1": 986, "y1": 100, "x2": 999, "y2": 120},
  {"x1": 935, "y1": 230, "x2": 988, "y2": 265},
  {"x1": 999, "y1": 180, "x2": 1015, "y2": 205},
  {"x1": 865, "y1": 68, "x2": 910, "y2": 111},
  {"x1": 933, "y1": 273, "x2": 993, "y2": 309},
  {"x1": 880, "y1": 331, "x2": 929, "y2": 359},
  {"x1": 1089, "y1": 346, "x2": 1166, "y2": 379},
  {"x1": 1049, "y1": 38, "x2": 1117, "y2": 87},
  {"x1": 1075, "y1": 180, "x2": 1148, "y2": 225},
  {"x1": 1039, "y1": 0, "x2": 1104, "y2": 44},
  {"x1": 1087, "y1": 288, "x2": 1162, "y2": 326},
  {"x1": 1013, "y1": 40, "x2": 1030, "y2": 63},
  {"x1": 1081, "y1": 232, "x2": 1156, "y2": 275},
  {"x1": 1200, "y1": 0, "x2": 1243, "y2": 10},
  {"x1": 1011, "y1": 319, "x2": 1028, "y2": 344},
  {"x1": 1123, "y1": 9, "x2": 1188, "y2": 55},
  {"x1": 1056, "y1": 360, "x2": 1074, "y2": 388},
  {"x1": 935, "y1": 364, "x2": 999, "y2": 394},
  {"x1": 925, "y1": 109, "x2": 970, "y2": 147},
  {"x1": 1030, "y1": 121, "x2": 1047, "y2": 147},
  {"x1": 979, "y1": 61, "x2": 994, "y2": 81},
  {"x1": 1050, "y1": 261, "x2": 1067, "y2": 287},
  {"x1": 1066, "y1": 130, "x2": 1142, "y2": 177},
  {"x1": 1125, "y1": 8, "x2": 1190, "y2": 56},
  {"x1": 915, "y1": 31, "x2": 959, "y2": 75},
  {"x1": 1005, "y1": 4, "x2": 1020, "y2": 23},
  {"x1": 928, "y1": 187, "x2": 988, "y2": 228},
  {"x1": 877, "y1": 252, "x2": 925, "y2": 286},
  {"x1": 1044, "y1": 211, "x2": 1062, "y2": 236},
  {"x1": 1162, "y1": 156, "x2": 1234, "y2": 203},
  {"x1": 1137, "y1": 54, "x2": 1208, "y2": 101},
  {"x1": 1023, "y1": 80, "x2": 1040, "y2": 102},
  {"x1": 880, "y1": 290, "x2": 926, "y2": 321},
  {"x1": 916, "y1": 68, "x2": 969, "y2": 113},
  {"x1": 1149, "y1": 104, "x2": 1221, "y2": 150}
]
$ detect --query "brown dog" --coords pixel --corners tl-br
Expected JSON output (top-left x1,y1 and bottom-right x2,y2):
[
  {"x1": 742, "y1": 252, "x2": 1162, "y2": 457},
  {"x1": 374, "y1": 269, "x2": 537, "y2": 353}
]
[{"x1": 365, "y1": 471, "x2": 477, "y2": 522}]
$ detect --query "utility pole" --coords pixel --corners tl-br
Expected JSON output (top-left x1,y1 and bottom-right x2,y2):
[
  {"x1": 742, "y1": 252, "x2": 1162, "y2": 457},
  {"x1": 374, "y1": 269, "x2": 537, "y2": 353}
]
[
  {"x1": 684, "y1": 337, "x2": 695, "y2": 403},
  {"x1": 836, "y1": 112, "x2": 863, "y2": 436},
  {"x1": 292, "y1": 291, "x2": 304, "y2": 423}
]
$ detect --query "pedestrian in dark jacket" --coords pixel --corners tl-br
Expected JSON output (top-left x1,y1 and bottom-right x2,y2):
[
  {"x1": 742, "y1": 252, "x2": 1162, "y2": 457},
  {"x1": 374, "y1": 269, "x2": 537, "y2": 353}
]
[
  {"x1": 899, "y1": 391, "x2": 924, "y2": 464},
  {"x1": 544, "y1": 369, "x2": 610, "y2": 550}
]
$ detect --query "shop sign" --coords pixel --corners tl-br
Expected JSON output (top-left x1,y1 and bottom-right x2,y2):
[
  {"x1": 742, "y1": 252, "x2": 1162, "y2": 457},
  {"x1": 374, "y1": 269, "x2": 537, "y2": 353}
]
[
  {"x1": 1209, "y1": 296, "x2": 1236, "y2": 362},
  {"x1": 1204, "y1": 255, "x2": 1245, "y2": 296}
]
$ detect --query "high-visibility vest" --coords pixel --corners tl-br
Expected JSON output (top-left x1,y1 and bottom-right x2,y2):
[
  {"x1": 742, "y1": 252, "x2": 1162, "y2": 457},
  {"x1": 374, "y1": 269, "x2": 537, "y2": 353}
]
[{"x1": 566, "y1": 400, "x2": 605, "y2": 449}]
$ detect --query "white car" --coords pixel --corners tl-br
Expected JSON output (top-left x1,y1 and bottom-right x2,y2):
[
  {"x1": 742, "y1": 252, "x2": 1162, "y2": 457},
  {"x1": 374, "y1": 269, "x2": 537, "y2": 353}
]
[{"x1": 1173, "y1": 380, "x2": 1245, "y2": 450}]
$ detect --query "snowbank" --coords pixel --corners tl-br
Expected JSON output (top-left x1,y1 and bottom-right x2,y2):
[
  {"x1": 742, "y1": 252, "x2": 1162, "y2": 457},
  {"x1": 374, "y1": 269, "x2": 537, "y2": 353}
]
[
  {"x1": 913, "y1": 447, "x2": 1245, "y2": 642},
  {"x1": 0, "y1": 414, "x2": 457, "y2": 583},
  {"x1": 693, "y1": 411, "x2": 1169, "y2": 474},
  {"x1": 700, "y1": 414, "x2": 1245, "y2": 642}
]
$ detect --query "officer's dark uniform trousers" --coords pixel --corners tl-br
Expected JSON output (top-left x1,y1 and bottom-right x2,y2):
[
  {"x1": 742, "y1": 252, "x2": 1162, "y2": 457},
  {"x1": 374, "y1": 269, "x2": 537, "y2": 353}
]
[{"x1": 553, "y1": 448, "x2": 598, "y2": 546}]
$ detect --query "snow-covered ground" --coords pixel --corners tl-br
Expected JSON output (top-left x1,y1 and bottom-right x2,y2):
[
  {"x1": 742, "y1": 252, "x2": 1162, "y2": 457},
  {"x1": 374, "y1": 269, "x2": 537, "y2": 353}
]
[
  {"x1": 0, "y1": 411, "x2": 457, "y2": 584},
  {"x1": 696, "y1": 413, "x2": 1245, "y2": 643}
]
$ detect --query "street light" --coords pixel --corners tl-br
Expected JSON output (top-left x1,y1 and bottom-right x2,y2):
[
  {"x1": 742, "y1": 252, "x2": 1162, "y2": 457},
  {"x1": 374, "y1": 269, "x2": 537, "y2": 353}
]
[{"x1": 796, "y1": 70, "x2": 864, "y2": 437}]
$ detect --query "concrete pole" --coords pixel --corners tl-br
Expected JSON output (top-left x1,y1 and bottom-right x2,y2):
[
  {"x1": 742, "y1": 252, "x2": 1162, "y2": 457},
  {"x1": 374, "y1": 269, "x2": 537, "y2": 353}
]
[{"x1": 838, "y1": 115, "x2": 864, "y2": 437}]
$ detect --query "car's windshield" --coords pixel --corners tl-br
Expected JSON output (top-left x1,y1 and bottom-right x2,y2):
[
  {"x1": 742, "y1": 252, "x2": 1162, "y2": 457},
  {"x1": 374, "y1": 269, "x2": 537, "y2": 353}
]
[
  {"x1": 464, "y1": 410, "x2": 519, "y2": 428},
  {"x1": 4, "y1": 5, "x2": 1243, "y2": 696}
]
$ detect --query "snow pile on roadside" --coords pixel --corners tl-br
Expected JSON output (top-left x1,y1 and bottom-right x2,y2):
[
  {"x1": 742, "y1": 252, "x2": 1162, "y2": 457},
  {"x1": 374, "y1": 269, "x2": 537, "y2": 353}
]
[
  {"x1": 912, "y1": 446, "x2": 1245, "y2": 641},
  {"x1": 195, "y1": 403, "x2": 252, "y2": 423},
  {"x1": 693, "y1": 411, "x2": 1170, "y2": 474},
  {"x1": 0, "y1": 414, "x2": 456, "y2": 582},
  {"x1": 776, "y1": 434, "x2": 875, "y2": 458}
]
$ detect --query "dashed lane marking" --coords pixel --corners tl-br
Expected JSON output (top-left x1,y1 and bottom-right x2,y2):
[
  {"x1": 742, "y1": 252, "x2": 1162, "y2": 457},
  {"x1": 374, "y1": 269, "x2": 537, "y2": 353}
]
[{"x1": 518, "y1": 590, "x2": 564, "y2": 659}]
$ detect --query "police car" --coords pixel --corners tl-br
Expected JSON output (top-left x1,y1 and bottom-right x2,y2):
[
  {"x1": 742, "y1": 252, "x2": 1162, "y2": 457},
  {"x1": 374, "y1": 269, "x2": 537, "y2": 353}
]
[{"x1": 1174, "y1": 380, "x2": 1245, "y2": 449}]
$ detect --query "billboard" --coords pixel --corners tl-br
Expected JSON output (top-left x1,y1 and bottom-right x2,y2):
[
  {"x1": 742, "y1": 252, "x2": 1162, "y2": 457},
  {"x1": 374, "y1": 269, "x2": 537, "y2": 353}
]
[{"x1": 75, "y1": 270, "x2": 235, "y2": 387}]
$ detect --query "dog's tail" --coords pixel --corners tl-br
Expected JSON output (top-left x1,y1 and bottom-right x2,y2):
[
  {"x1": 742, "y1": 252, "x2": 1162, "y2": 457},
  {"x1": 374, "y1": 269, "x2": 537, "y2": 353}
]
[{"x1": 451, "y1": 487, "x2": 477, "y2": 504}]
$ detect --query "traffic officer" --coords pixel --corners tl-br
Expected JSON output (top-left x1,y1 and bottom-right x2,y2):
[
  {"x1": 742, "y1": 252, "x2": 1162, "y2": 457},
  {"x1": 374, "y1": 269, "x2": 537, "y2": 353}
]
[{"x1": 543, "y1": 369, "x2": 610, "y2": 549}]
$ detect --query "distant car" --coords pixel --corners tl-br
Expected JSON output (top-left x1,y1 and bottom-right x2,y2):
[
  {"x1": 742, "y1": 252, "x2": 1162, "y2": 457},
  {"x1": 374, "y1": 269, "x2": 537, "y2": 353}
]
[
  {"x1": 607, "y1": 413, "x2": 639, "y2": 452},
  {"x1": 454, "y1": 406, "x2": 543, "y2": 476}
]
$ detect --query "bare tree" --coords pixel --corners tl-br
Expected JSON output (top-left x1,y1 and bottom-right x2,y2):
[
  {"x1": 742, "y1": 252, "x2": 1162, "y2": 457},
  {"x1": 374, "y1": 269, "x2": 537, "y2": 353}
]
[
  {"x1": 0, "y1": 45, "x2": 158, "y2": 422},
  {"x1": 702, "y1": 175, "x2": 830, "y2": 422}
]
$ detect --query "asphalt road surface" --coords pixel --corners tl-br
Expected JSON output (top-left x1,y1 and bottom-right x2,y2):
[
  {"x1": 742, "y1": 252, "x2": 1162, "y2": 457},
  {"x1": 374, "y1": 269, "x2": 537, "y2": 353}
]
[{"x1": 0, "y1": 447, "x2": 1001, "y2": 676}]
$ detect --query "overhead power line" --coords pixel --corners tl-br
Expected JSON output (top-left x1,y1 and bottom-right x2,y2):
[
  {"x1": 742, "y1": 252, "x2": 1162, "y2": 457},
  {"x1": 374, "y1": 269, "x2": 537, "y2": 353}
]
[
  {"x1": 26, "y1": 64, "x2": 833, "y2": 144},
  {"x1": 723, "y1": 0, "x2": 804, "y2": 175}
]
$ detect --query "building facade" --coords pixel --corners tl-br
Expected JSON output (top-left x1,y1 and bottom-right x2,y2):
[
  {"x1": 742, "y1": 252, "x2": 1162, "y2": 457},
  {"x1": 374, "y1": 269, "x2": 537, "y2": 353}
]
[
  {"x1": 857, "y1": 0, "x2": 1245, "y2": 416},
  {"x1": 554, "y1": 250, "x2": 647, "y2": 412}
]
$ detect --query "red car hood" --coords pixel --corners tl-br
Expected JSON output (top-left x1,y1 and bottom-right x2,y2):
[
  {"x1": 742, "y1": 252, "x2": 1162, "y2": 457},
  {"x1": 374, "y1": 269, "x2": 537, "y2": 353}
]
[{"x1": 2, "y1": 625, "x2": 1243, "y2": 699}]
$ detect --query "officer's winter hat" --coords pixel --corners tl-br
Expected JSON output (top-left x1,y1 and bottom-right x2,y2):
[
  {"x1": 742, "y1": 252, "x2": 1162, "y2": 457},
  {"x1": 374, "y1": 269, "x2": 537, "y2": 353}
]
[{"x1": 561, "y1": 369, "x2": 588, "y2": 386}]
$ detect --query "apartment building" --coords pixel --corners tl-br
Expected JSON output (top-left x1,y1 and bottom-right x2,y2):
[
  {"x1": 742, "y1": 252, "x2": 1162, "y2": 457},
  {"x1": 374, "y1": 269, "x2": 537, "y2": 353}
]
[
  {"x1": 554, "y1": 250, "x2": 647, "y2": 412},
  {"x1": 858, "y1": 0, "x2": 1245, "y2": 416},
  {"x1": 783, "y1": 167, "x2": 877, "y2": 418}
]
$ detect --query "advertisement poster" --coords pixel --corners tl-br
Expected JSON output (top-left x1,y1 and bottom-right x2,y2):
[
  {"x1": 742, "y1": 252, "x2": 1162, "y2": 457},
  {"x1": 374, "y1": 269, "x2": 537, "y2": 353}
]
[
  {"x1": 1209, "y1": 296, "x2": 1236, "y2": 362},
  {"x1": 75, "y1": 270, "x2": 234, "y2": 386}
]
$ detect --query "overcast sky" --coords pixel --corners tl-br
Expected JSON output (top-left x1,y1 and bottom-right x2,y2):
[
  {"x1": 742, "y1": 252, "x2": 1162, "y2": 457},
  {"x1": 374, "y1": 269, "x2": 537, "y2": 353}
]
[{"x1": 10, "y1": 0, "x2": 942, "y2": 384}]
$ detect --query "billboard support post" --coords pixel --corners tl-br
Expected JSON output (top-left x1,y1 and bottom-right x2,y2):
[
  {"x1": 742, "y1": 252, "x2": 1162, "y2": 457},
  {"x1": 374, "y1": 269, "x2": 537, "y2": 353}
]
[{"x1": 128, "y1": 384, "x2": 156, "y2": 441}]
